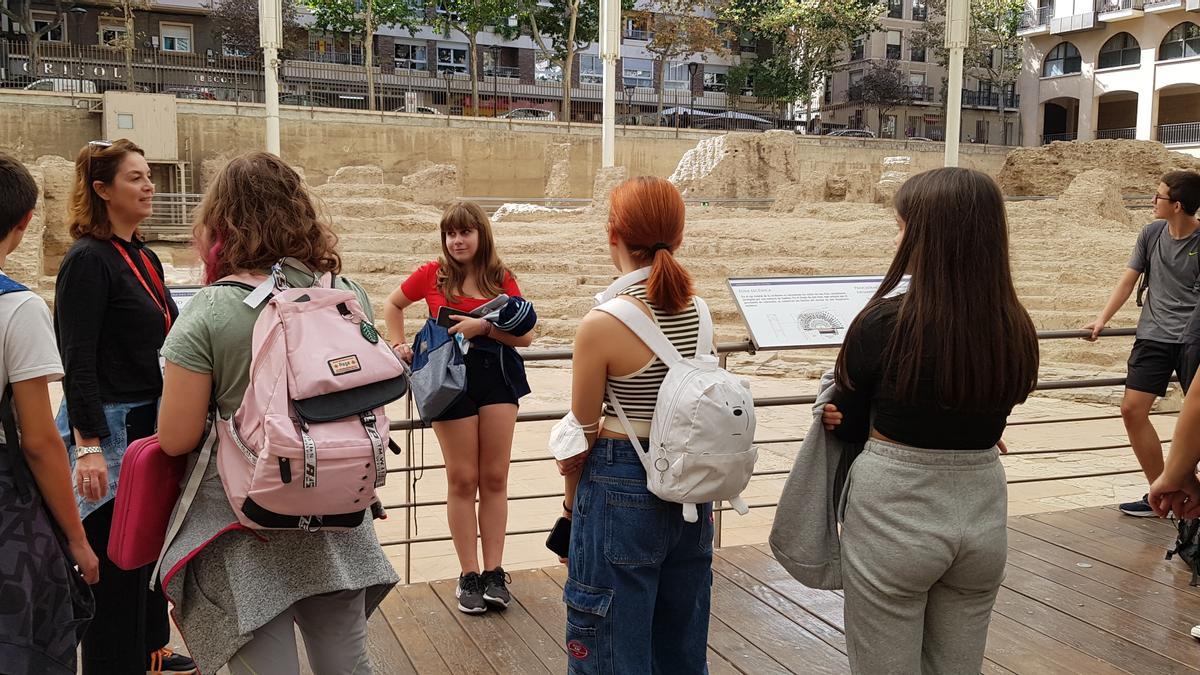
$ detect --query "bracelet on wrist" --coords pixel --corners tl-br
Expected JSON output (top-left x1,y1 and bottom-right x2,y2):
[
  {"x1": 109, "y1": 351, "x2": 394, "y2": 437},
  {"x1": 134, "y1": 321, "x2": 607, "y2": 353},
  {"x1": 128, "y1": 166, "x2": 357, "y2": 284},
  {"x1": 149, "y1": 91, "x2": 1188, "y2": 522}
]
[
  {"x1": 74, "y1": 445, "x2": 103, "y2": 460},
  {"x1": 563, "y1": 500, "x2": 572, "y2": 514}
]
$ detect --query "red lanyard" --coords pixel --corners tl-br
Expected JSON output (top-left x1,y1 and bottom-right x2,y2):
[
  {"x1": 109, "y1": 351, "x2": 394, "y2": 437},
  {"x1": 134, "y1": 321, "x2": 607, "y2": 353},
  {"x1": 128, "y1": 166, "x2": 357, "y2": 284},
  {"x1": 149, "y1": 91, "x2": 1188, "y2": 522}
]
[{"x1": 110, "y1": 239, "x2": 172, "y2": 333}]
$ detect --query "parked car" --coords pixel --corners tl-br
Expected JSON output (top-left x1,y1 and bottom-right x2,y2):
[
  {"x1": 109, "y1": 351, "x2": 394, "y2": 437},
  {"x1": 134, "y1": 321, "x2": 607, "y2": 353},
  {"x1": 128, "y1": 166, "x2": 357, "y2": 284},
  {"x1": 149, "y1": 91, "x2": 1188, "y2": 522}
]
[
  {"x1": 499, "y1": 108, "x2": 557, "y2": 121},
  {"x1": 391, "y1": 105, "x2": 443, "y2": 115},
  {"x1": 279, "y1": 93, "x2": 325, "y2": 106},
  {"x1": 23, "y1": 78, "x2": 97, "y2": 93},
  {"x1": 164, "y1": 87, "x2": 216, "y2": 100},
  {"x1": 907, "y1": 136, "x2": 936, "y2": 142},
  {"x1": 826, "y1": 129, "x2": 875, "y2": 138}
]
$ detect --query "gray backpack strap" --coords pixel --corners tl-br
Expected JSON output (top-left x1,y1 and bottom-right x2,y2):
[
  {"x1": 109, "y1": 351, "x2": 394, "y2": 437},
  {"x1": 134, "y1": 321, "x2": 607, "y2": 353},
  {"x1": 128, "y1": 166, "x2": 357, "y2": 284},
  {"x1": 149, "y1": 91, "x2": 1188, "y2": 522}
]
[{"x1": 150, "y1": 416, "x2": 216, "y2": 590}]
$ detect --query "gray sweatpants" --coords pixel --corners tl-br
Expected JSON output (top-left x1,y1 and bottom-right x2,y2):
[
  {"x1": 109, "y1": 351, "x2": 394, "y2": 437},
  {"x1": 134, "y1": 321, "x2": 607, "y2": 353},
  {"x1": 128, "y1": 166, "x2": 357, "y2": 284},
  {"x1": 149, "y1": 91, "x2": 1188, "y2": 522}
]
[
  {"x1": 841, "y1": 439, "x2": 1007, "y2": 675},
  {"x1": 227, "y1": 589, "x2": 371, "y2": 675}
]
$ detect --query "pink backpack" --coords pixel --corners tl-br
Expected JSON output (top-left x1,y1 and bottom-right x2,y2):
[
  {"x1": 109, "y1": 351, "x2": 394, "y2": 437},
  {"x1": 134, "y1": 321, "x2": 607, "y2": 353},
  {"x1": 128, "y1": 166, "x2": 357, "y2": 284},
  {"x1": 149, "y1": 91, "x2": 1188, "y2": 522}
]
[{"x1": 212, "y1": 267, "x2": 408, "y2": 531}]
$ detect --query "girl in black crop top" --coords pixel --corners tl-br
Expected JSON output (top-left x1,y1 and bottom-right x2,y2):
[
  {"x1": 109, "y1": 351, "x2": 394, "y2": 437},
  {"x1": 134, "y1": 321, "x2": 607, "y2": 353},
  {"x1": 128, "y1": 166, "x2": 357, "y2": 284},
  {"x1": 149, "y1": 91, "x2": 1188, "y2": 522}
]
[{"x1": 820, "y1": 168, "x2": 1039, "y2": 675}]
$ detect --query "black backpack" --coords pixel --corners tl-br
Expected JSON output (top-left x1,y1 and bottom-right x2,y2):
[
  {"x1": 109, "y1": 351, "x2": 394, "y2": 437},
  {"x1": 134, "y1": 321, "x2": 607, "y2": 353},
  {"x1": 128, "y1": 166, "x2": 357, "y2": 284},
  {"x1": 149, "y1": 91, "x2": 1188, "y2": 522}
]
[{"x1": 1166, "y1": 518, "x2": 1200, "y2": 586}]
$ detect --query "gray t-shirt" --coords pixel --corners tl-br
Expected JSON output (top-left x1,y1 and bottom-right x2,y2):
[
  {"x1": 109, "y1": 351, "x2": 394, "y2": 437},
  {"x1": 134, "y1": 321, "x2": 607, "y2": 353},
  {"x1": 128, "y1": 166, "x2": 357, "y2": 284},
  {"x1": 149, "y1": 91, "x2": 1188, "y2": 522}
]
[
  {"x1": 1130, "y1": 220, "x2": 1200, "y2": 343},
  {"x1": 0, "y1": 273, "x2": 64, "y2": 445}
]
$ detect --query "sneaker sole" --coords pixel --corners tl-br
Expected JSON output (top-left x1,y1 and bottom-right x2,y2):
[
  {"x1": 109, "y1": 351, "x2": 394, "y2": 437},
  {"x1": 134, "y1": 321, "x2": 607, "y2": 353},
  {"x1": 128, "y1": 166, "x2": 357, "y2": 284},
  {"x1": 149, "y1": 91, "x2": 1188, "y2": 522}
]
[
  {"x1": 1119, "y1": 507, "x2": 1159, "y2": 517},
  {"x1": 483, "y1": 593, "x2": 510, "y2": 609},
  {"x1": 1192, "y1": 625, "x2": 1200, "y2": 639},
  {"x1": 457, "y1": 602, "x2": 487, "y2": 614}
]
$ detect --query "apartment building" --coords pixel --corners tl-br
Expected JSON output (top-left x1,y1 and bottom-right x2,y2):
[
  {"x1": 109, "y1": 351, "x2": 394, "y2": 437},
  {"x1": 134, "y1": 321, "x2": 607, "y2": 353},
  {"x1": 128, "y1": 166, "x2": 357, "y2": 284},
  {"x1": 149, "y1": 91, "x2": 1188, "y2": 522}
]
[
  {"x1": 819, "y1": 0, "x2": 1022, "y2": 144},
  {"x1": 1, "y1": 0, "x2": 219, "y2": 55},
  {"x1": 1015, "y1": 0, "x2": 1200, "y2": 154}
]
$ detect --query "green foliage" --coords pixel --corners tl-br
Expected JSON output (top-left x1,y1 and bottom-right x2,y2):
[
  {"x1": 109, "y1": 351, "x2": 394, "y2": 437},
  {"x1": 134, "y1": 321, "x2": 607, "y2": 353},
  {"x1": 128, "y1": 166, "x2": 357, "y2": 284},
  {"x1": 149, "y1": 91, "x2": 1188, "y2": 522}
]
[
  {"x1": 305, "y1": 0, "x2": 419, "y2": 39},
  {"x1": 721, "y1": 0, "x2": 885, "y2": 108},
  {"x1": 912, "y1": 0, "x2": 1024, "y2": 88}
]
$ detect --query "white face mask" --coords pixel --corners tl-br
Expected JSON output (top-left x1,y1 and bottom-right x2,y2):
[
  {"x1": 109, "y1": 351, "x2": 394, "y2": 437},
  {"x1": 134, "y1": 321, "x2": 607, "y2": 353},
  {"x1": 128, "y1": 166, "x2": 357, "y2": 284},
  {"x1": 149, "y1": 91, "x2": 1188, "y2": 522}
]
[{"x1": 549, "y1": 411, "x2": 598, "y2": 461}]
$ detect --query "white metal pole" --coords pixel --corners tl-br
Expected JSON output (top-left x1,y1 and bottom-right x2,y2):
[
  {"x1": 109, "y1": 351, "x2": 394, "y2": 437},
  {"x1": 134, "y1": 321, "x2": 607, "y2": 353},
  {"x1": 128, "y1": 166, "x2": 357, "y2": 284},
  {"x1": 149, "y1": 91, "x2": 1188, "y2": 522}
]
[
  {"x1": 260, "y1": 0, "x2": 282, "y2": 156},
  {"x1": 599, "y1": 0, "x2": 620, "y2": 168},
  {"x1": 944, "y1": 0, "x2": 969, "y2": 167}
]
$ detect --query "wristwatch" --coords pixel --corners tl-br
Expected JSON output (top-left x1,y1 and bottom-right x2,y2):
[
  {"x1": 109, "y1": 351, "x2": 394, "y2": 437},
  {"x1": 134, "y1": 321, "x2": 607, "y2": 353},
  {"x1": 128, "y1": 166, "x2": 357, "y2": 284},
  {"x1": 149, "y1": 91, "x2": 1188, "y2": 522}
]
[{"x1": 74, "y1": 446, "x2": 103, "y2": 460}]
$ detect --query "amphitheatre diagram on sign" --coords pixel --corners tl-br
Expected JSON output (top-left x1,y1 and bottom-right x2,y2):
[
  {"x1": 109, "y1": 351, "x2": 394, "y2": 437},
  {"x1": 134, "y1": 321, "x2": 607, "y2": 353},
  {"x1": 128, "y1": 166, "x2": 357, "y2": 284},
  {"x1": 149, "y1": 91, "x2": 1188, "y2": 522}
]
[{"x1": 727, "y1": 275, "x2": 909, "y2": 350}]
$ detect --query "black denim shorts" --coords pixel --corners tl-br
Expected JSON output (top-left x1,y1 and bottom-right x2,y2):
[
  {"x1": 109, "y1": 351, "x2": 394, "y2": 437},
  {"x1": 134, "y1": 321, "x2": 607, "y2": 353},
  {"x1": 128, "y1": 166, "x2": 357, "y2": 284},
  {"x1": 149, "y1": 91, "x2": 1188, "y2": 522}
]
[{"x1": 433, "y1": 348, "x2": 518, "y2": 421}]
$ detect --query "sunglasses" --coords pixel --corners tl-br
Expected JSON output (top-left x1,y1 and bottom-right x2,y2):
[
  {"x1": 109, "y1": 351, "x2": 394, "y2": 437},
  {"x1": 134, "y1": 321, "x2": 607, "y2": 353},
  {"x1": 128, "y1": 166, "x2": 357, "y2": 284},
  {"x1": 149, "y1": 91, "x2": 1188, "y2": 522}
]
[{"x1": 84, "y1": 140, "x2": 114, "y2": 182}]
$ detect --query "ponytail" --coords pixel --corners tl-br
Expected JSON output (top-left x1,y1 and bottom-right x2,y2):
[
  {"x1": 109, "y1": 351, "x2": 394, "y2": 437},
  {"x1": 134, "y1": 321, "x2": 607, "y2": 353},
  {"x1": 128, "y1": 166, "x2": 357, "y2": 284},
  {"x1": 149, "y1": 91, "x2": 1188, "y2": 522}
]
[{"x1": 609, "y1": 177, "x2": 695, "y2": 314}]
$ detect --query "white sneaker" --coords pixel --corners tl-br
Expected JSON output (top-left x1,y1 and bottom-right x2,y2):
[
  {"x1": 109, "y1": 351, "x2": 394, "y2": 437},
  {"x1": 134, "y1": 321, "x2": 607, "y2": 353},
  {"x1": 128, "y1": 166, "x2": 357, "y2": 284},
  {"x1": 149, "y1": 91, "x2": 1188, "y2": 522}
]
[{"x1": 1192, "y1": 625, "x2": 1200, "y2": 640}]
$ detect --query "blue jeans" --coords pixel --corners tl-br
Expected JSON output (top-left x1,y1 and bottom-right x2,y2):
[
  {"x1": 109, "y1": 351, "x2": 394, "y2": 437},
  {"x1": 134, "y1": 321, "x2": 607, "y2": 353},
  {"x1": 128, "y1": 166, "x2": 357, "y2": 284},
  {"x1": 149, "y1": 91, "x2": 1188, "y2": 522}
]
[
  {"x1": 564, "y1": 439, "x2": 713, "y2": 674},
  {"x1": 56, "y1": 399, "x2": 157, "y2": 520}
]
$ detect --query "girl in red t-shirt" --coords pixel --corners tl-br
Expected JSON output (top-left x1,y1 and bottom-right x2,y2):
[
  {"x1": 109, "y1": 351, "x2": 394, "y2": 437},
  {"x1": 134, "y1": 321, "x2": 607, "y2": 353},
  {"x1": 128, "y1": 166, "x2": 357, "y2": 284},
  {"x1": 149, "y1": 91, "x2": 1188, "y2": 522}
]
[{"x1": 384, "y1": 201, "x2": 533, "y2": 615}]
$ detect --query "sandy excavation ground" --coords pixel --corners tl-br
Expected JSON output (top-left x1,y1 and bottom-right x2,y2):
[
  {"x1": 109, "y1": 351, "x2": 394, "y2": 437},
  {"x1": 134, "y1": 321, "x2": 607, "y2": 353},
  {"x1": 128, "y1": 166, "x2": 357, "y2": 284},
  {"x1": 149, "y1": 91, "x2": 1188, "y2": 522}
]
[{"x1": 28, "y1": 138, "x2": 1200, "y2": 584}]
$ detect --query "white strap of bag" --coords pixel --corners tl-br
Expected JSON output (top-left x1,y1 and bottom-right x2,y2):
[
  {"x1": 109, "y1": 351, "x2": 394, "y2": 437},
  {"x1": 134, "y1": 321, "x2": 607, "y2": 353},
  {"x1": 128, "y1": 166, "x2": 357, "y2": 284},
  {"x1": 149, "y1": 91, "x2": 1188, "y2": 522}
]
[
  {"x1": 150, "y1": 418, "x2": 216, "y2": 591},
  {"x1": 594, "y1": 267, "x2": 651, "y2": 306},
  {"x1": 595, "y1": 296, "x2": 716, "y2": 363}
]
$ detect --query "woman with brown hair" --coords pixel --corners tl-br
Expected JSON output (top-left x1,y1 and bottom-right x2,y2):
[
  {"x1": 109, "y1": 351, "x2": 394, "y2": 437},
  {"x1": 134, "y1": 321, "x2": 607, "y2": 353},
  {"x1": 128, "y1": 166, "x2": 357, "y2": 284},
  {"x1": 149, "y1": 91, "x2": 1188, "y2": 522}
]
[
  {"x1": 555, "y1": 176, "x2": 713, "y2": 672},
  {"x1": 155, "y1": 152, "x2": 399, "y2": 674},
  {"x1": 384, "y1": 201, "x2": 534, "y2": 614},
  {"x1": 823, "y1": 167, "x2": 1039, "y2": 673},
  {"x1": 53, "y1": 139, "x2": 194, "y2": 674}
]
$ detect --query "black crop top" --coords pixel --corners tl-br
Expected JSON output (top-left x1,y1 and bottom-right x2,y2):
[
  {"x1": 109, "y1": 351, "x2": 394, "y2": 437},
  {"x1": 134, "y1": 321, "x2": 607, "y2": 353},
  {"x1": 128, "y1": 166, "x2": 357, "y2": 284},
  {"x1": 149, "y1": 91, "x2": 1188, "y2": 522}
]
[{"x1": 830, "y1": 297, "x2": 1018, "y2": 450}]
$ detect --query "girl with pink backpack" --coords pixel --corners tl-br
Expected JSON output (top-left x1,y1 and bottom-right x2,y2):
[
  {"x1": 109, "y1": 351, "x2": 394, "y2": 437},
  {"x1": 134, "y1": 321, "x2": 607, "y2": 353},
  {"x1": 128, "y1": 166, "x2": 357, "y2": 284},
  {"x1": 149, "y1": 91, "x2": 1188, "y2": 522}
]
[{"x1": 155, "y1": 153, "x2": 399, "y2": 674}]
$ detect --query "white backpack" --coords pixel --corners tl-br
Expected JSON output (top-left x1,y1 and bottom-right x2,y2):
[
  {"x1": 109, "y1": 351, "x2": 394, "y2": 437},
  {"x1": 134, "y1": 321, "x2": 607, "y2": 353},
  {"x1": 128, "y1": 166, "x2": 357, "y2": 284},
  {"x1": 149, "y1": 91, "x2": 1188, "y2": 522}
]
[{"x1": 597, "y1": 295, "x2": 757, "y2": 522}]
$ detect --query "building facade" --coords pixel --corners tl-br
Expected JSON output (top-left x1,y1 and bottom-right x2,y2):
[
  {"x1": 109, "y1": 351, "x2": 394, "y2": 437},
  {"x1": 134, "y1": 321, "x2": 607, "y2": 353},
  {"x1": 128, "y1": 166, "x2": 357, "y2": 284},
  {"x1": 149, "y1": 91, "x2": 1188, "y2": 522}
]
[
  {"x1": 1016, "y1": 0, "x2": 1200, "y2": 154},
  {"x1": 819, "y1": 0, "x2": 1022, "y2": 144},
  {"x1": 1, "y1": 0, "x2": 778, "y2": 124}
]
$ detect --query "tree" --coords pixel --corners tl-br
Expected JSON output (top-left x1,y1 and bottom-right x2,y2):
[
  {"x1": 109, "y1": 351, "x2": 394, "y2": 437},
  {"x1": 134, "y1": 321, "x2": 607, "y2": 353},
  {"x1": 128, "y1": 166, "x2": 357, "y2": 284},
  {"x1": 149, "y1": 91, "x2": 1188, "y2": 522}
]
[
  {"x1": 307, "y1": 0, "x2": 419, "y2": 110},
  {"x1": 721, "y1": 0, "x2": 884, "y2": 129},
  {"x1": 912, "y1": 0, "x2": 1024, "y2": 142},
  {"x1": 427, "y1": 0, "x2": 522, "y2": 118},
  {"x1": 515, "y1": 0, "x2": 632, "y2": 122},
  {"x1": 96, "y1": 0, "x2": 149, "y2": 91},
  {"x1": 749, "y1": 54, "x2": 808, "y2": 127},
  {"x1": 1, "y1": 0, "x2": 74, "y2": 80},
  {"x1": 211, "y1": 0, "x2": 305, "y2": 57},
  {"x1": 643, "y1": 0, "x2": 728, "y2": 124},
  {"x1": 856, "y1": 59, "x2": 911, "y2": 136}
]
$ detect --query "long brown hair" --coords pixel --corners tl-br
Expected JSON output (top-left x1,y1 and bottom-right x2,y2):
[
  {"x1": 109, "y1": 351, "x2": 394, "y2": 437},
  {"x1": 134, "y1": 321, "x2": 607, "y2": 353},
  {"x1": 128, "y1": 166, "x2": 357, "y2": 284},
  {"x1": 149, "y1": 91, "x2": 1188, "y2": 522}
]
[
  {"x1": 608, "y1": 176, "x2": 694, "y2": 314},
  {"x1": 835, "y1": 167, "x2": 1039, "y2": 410},
  {"x1": 437, "y1": 201, "x2": 509, "y2": 302},
  {"x1": 68, "y1": 138, "x2": 145, "y2": 240},
  {"x1": 192, "y1": 152, "x2": 340, "y2": 283}
]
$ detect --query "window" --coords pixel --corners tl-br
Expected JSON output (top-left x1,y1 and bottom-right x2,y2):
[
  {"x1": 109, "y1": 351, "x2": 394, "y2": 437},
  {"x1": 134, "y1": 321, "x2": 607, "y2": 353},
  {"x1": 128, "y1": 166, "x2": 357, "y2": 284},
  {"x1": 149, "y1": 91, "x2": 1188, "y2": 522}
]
[
  {"x1": 975, "y1": 119, "x2": 990, "y2": 144},
  {"x1": 664, "y1": 61, "x2": 690, "y2": 90},
  {"x1": 535, "y1": 58, "x2": 562, "y2": 82},
  {"x1": 395, "y1": 43, "x2": 428, "y2": 70},
  {"x1": 1098, "y1": 33, "x2": 1140, "y2": 69},
  {"x1": 849, "y1": 70, "x2": 864, "y2": 86},
  {"x1": 911, "y1": 43, "x2": 926, "y2": 62},
  {"x1": 703, "y1": 67, "x2": 727, "y2": 92},
  {"x1": 1041, "y1": 42, "x2": 1081, "y2": 76},
  {"x1": 437, "y1": 46, "x2": 469, "y2": 74},
  {"x1": 908, "y1": 72, "x2": 926, "y2": 98},
  {"x1": 886, "y1": 30, "x2": 902, "y2": 60},
  {"x1": 623, "y1": 58, "x2": 653, "y2": 88},
  {"x1": 160, "y1": 23, "x2": 193, "y2": 52},
  {"x1": 99, "y1": 20, "x2": 127, "y2": 47},
  {"x1": 824, "y1": 77, "x2": 833, "y2": 104},
  {"x1": 580, "y1": 55, "x2": 602, "y2": 85},
  {"x1": 739, "y1": 34, "x2": 757, "y2": 53},
  {"x1": 851, "y1": 36, "x2": 865, "y2": 61},
  {"x1": 624, "y1": 14, "x2": 651, "y2": 41},
  {"x1": 32, "y1": 12, "x2": 64, "y2": 42},
  {"x1": 888, "y1": 0, "x2": 903, "y2": 19},
  {"x1": 1160, "y1": 22, "x2": 1200, "y2": 61},
  {"x1": 912, "y1": 0, "x2": 928, "y2": 21}
]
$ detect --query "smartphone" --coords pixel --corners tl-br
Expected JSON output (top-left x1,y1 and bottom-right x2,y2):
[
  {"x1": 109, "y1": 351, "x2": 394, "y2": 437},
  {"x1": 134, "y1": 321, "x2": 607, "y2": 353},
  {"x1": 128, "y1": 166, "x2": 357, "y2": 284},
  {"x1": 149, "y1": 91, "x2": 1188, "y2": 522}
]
[
  {"x1": 545, "y1": 516, "x2": 571, "y2": 559},
  {"x1": 436, "y1": 305, "x2": 474, "y2": 328}
]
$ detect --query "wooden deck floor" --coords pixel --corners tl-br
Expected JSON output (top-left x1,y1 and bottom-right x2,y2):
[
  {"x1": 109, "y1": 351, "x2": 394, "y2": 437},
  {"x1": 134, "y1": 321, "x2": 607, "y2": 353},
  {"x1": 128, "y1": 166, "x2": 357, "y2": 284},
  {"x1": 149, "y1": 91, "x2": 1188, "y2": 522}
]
[{"x1": 348, "y1": 505, "x2": 1200, "y2": 674}]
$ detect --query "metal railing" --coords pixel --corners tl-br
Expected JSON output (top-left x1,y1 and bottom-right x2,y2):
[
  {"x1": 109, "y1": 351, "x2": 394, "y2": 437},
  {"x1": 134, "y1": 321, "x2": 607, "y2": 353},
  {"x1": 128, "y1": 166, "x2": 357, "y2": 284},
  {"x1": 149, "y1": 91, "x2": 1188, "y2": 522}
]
[
  {"x1": 1043, "y1": 131, "x2": 1079, "y2": 143},
  {"x1": 482, "y1": 65, "x2": 521, "y2": 79},
  {"x1": 1097, "y1": 127, "x2": 1137, "y2": 139},
  {"x1": 1099, "y1": 0, "x2": 1144, "y2": 11},
  {"x1": 1158, "y1": 122, "x2": 1200, "y2": 145},
  {"x1": 381, "y1": 328, "x2": 1155, "y2": 581},
  {"x1": 1019, "y1": 5, "x2": 1054, "y2": 29},
  {"x1": 141, "y1": 193, "x2": 203, "y2": 238},
  {"x1": 1144, "y1": 0, "x2": 1181, "y2": 7},
  {"x1": 623, "y1": 29, "x2": 652, "y2": 41},
  {"x1": 847, "y1": 84, "x2": 939, "y2": 104},
  {"x1": 961, "y1": 89, "x2": 1020, "y2": 109}
]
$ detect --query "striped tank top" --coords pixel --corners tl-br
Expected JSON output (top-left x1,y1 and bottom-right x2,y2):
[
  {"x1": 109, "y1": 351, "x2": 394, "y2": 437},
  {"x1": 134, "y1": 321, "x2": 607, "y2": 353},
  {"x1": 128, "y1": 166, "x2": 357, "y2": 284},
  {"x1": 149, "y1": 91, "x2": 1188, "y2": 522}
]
[{"x1": 602, "y1": 284, "x2": 703, "y2": 423}]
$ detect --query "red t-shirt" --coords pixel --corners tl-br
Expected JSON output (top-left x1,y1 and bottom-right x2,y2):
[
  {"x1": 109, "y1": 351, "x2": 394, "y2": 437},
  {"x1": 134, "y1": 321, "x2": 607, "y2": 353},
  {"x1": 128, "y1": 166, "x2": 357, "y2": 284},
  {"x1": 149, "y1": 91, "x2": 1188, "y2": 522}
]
[{"x1": 400, "y1": 260, "x2": 521, "y2": 317}]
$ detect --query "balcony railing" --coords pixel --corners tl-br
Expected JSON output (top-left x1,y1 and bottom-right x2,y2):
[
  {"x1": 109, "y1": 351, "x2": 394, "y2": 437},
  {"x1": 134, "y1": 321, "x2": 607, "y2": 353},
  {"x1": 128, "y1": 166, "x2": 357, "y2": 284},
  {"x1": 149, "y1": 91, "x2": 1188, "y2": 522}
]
[
  {"x1": 301, "y1": 49, "x2": 363, "y2": 66},
  {"x1": 962, "y1": 89, "x2": 1021, "y2": 108},
  {"x1": 623, "y1": 29, "x2": 652, "y2": 41},
  {"x1": 1158, "y1": 122, "x2": 1200, "y2": 145},
  {"x1": 1144, "y1": 0, "x2": 1181, "y2": 8},
  {"x1": 847, "y1": 84, "x2": 939, "y2": 103},
  {"x1": 1019, "y1": 5, "x2": 1054, "y2": 29},
  {"x1": 483, "y1": 65, "x2": 520, "y2": 79},
  {"x1": 1099, "y1": 0, "x2": 1144, "y2": 11},
  {"x1": 1096, "y1": 127, "x2": 1137, "y2": 139},
  {"x1": 1042, "y1": 131, "x2": 1079, "y2": 143}
]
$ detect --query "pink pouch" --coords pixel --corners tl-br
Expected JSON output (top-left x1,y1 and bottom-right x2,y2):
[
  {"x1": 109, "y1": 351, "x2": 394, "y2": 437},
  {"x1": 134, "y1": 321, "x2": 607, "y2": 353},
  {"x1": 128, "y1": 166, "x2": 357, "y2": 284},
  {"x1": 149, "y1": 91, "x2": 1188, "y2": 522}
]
[{"x1": 108, "y1": 434, "x2": 187, "y2": 570}]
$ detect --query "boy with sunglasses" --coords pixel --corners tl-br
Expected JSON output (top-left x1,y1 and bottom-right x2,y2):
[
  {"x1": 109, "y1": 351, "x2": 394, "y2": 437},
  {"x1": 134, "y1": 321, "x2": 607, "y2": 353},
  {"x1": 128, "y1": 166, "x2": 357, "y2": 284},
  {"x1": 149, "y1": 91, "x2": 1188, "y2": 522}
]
[{"x1": 1086, "y1": 170, "x2": 1200, "y2": 517}]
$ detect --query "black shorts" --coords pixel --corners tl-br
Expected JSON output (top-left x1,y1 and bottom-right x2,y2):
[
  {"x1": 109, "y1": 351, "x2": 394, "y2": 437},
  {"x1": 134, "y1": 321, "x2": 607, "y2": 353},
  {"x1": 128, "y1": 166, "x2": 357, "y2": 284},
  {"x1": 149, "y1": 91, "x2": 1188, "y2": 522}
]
[
  {"x1": 433, "y1": 349, "x2": 519, "y2": 422},
  {"x1": 1126, "y1": 339, "x2": 1200, "y2": 396}
]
